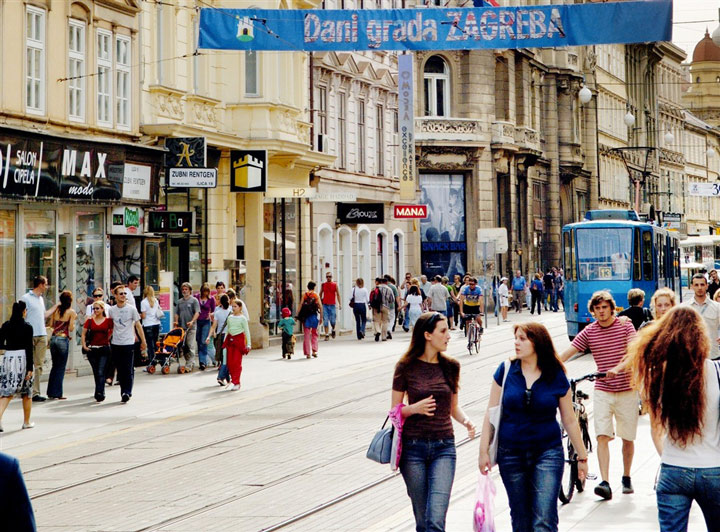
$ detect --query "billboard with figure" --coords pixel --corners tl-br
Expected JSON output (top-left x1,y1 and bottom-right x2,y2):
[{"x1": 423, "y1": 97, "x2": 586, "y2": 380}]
[{"x1": 419, "y1": 174, "x2": 466, "y2": 279}]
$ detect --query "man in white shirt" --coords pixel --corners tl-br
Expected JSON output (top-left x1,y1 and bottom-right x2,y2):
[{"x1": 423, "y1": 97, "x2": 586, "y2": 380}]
[
  {"x1": 427, "y1": 275, "x2": 451, "y2": 317},
  {"x1": 108, "y1": 285, "x2": 146, "y2": 403},
  {"x1": 420, "y1": 275, "x2": 432, "y2": 297},
  {"x1": 21, "y1": 276, "x2": 59, "y2": 402},
  {"x1": 683, "y1": 273, "x2": 720, "y2": 359}
]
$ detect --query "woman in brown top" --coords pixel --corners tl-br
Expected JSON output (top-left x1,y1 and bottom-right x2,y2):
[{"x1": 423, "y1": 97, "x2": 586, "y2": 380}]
[
  {"x1": 391, "y1": 312, "x2": 476, "y2": 532},
  {"x1": 47, "y1": 290, "x2": 77, "y2": 400}
]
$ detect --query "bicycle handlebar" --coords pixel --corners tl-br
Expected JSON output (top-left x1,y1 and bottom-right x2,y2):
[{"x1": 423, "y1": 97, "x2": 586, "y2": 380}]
[{"x1": 570, "y1": 372, "x2": 607, "y2": 384}]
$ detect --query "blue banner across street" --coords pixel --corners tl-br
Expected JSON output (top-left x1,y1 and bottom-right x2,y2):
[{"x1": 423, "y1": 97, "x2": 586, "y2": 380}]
[{"x1": 198, "y1": 0, "x2": 672, "y2": 52}]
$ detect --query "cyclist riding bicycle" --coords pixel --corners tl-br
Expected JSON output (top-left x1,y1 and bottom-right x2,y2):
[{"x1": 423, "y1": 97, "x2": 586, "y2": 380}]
[{"x1": 459, "y1": 276, "x2": 484, "y2": 331}]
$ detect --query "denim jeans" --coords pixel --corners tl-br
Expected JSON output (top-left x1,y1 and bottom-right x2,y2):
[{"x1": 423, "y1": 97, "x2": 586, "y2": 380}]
[
  {"x1": 353, "y1": 303, "x2": 367, "y2": 339},
  {"x1": 323, "y1": 304, "x2": 337, "y2": 328},
  {"x1": 144, "y1": 325, "x2": 160, "y2": 363},
  {"x1": 47, "y1": 336, "x2": 69, "y2": 398},
  {"x1": 86, "y1": 346, "x2": 110, "y2": 399},
  {"x1": 400, "y1": 438, "x2": 456, "y2": 532},
  {"x1": 497, "y1": 444, "x2": 564, "y2": 532},
  {"x1": 196, "y1": 319, "x2": 212, "y2": 365},
  {"x1": 111, "y1": 344, "x2": 135, "y2": 397},
  {"x1": 656, "y1": 463, "x2": 720, "y2": 531}
]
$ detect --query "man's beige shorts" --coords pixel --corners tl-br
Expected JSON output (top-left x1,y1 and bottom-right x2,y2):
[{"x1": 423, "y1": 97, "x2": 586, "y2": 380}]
[{"x1": 593, "y1": 389, "x2": 639, "y2": 441}]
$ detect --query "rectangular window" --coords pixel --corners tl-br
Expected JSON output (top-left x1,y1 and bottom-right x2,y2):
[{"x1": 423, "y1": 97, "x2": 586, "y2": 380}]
[
  {"x1": 245, "y1": 51, "x2": 259, "y2": 96},
  {"x1": 96, "y1": 29, "x2": 113, "y2": 126},
  {"x1": 115, "y1": 36, "x2": 131, "y2": 129},
  {"x1": 337, "y1": 92, "x2": 347, "y2": 169},
  {"x1": 563, "y1": 231, "x2": 573, "y2": 281},
  {"x1": 576, "y1": 228, "x2": 632, "y2": 281},
  {"x1": 642, "y1": 230, "x2": 653, "y2": 281},
  {"x1": 68, "y1": 20, "x2": 85, "y2": 121},
  {"x1": 26, "y1": 7, "x2": 46, "y2": 114},
  {"x1": 317, "y1": 86, "x2": 327, "y2": 151},
  {"x1": 633, "y1": 228, "x2": 641, "y2": 280},
  {"x1": 376, "y1": 104, "x2": 384, "y2": 175},
  {"x1": 357, "y1": 101, "x2": 366, "y2": 173}
]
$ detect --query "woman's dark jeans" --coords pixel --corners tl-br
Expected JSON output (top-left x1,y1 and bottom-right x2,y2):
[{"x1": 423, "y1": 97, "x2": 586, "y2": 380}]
[
  {"x1": 47, "y1": 336, "x2": 69, "y2": 398},
  {"x1": 657, "y1": 463, "x2": 720, "y2": 531},
  {"x1": 143, "y1": 325, "x2": 160, "y2": 363},
  {"x1": 497, "y1": 444, "x2": 564, "y2": 532},
  {"x1": 400, "y1": 438, "x2": 456, "y2": 532},
  {"x1": 353, "y1": 303, "x2": 367, "y2": 339},
  {"x1": 86, "y1": 346, "x2": 110, "y2": 399}
]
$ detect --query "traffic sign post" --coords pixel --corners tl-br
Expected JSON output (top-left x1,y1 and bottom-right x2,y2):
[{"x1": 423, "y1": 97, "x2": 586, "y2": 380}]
[{"x1": 477, "y1": 228, "x2": 508, "y2": 327}]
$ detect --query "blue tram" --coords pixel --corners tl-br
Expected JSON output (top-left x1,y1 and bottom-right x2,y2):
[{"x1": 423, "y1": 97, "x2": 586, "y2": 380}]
[{"x1": 562, "y1": 210, "x2": 681, "y2": 339}]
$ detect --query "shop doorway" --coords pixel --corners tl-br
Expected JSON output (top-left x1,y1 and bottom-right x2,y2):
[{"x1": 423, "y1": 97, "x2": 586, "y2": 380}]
[
  {"x1": 169, "y1": 237, "x2": 190, "y2": 295},
  {"x1": 337, "y1": 228, "x2": 352, "y2": 330}
]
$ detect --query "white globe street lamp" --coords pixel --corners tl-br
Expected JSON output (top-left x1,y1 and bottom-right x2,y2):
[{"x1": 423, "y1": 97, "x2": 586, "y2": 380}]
[
  {"x1": 624, "y1": 112, "x2": 636, "y2": 128},
  {"x1": 578, "y1": 86, "x2": 592, "y2": 104},
  {"x1": 664, "y1": 132, "x2": 674, "y2": 145},
  {"x1": 713, "y1": 9, "x2": 720, "y2": 47},
  {"x1": 708, "y1": 147, "x2": 717, "y2": 159}
]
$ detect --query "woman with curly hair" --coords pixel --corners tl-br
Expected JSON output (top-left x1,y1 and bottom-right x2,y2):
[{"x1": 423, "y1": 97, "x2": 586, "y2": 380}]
[
  {"x1": 623, "y1": 306, "x2": 720, "y2": 531},
  {"x1": 392, "y1": 312, "x2": 476, "y2": 532}
]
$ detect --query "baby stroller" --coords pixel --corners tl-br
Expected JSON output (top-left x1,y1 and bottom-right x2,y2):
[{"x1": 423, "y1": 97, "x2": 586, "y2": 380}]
[{"x1": 147, "y1": 327, "x2": 188, "y2": 374}]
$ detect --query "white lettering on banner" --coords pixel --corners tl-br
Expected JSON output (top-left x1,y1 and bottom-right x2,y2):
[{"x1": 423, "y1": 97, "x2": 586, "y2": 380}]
[
  {"x1": 61, "y1": 149, "x2": 109, "y2": 179},
  {"x1": 302, "y1": 9, "x2": 563, "y2": 48},
  {"x1": 346, "y1": 208, "x2": 378, "y2": 220}
]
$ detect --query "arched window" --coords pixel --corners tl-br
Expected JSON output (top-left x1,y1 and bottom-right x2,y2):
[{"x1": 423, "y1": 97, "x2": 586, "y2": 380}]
[{"x1": 424, "y1": 55, "x2": 450, "y2": 117}]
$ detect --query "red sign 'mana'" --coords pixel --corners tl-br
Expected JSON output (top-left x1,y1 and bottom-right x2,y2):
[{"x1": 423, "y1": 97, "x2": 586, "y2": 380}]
[{"x1": 393, "y1": 204, "x2": 428, "y2": 219}]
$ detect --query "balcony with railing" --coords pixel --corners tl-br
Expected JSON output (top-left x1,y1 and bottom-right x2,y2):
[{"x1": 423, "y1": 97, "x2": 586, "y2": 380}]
[{"x1": 414, "y1": 117, "x2": 485, "y2": 145}]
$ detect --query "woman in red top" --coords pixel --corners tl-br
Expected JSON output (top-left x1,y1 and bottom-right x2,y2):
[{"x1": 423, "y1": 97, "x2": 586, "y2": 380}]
[{"x1": 82, "y1": 301, "x2": 113, "y2": 402}]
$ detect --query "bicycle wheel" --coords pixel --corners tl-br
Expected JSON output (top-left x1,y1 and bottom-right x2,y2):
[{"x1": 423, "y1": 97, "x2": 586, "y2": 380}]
[
  {"x1": 467, "y1": 324, "x2": 475, "y2": 355},
  {"x1": 558, "y1": 441, "x2": 577, "y2": 504}
]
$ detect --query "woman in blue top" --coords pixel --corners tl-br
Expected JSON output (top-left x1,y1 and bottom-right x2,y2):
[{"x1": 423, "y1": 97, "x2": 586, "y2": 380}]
[{"x1": 478, "y1": 322, "x2": 589, "y2": 532}]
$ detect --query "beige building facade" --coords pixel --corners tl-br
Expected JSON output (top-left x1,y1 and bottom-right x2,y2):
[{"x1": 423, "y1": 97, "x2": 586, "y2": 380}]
[{"x1": 0, "y1": 0, "x2": 165, "y2": 372}]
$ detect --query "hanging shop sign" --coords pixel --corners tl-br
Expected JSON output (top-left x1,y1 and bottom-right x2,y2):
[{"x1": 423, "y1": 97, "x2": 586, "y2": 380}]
[
  {"x1": 398, "y1": 54, "x2": 415, "y2": 201},
  {"x1": 394, "y1": 204, "x2": 427, "y2": 219},
  {"x1": 147, "y1": 211, "x2": 194, "y2": 234},
  {"x1": 123, "y1": 163, "x2": 152, "y2": 200},
  {"x1": 0, "y1": 131, "x2": 129, "y2": 201},
  {"x1": 110, "y1": 206, "x2": 145, "y2": 236},
  {"x1": 168, "y1": 168, "x2": 218, "y2": 188},
  {"x1": 165, "y1": 137, "x2": 206, "y2": 168},
  {"x1": 230, "y1": 150, "x2": 267, "y2": 192},
  {"x1": 337, "y1": 202, "x2": 384, "y2": 224},
  {"x1": 198, "y1": 0, "x2": 672, "y2": 52}
]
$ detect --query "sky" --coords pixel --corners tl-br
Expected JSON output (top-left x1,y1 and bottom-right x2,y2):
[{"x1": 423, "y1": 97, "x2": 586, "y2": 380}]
[{"x1": 673, "y1": 0, "x2": 719, "y2": 60}]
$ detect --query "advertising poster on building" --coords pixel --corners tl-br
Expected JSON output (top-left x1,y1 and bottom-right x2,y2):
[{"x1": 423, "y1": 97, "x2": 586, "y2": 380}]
[
  {"x1": 158, "y1": 271, "x2": 174, "y2": 334},
  {"x1": 398, "y1": 54, "x2": 415, "y2": 201},
  {"x1": 419, "y1": 174, "x2": 466, "y2": 278}
]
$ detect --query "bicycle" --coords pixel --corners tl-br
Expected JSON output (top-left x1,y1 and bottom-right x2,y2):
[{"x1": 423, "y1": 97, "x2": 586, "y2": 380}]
[
  {"x1": 558, "y1": 371, "x2": 605, "y2": 504},
  {"x1": 462, "y1": 313, "x2": 483, "y2": 355}
]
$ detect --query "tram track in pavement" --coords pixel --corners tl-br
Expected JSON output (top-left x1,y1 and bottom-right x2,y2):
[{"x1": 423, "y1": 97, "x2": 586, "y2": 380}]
[
  {"x1": 125, "y1": 321, "x2": 574, "y2": 532},
  {"x1": 27, "y1": 320, "x2": 544, "y2": 502}
]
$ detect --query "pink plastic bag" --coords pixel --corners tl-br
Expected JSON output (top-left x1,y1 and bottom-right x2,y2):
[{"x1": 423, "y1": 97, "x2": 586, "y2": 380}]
[{"x1": 473, "y1": 473, "x2": 496, "y2": 532}]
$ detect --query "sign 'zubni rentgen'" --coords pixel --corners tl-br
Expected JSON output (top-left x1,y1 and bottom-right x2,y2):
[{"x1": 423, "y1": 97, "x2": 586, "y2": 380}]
[{"x1": 198, "y1": 0, "x2": 672, "y2": 52}]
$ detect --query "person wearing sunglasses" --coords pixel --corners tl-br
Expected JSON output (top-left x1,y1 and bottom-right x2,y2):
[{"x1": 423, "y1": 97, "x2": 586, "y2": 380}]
[
  {"x1": 392, "y1": 312, "x2": 476, "y2": 532},
  {"x1": 479, "y1": 323, "x2": 589, "y2": 532},
  {"x1": 82, "y1": 301, "x2": 113, "y2": 402},
  {"x1": 85, "y1": 290, "x2": 105, "y2": 323}
]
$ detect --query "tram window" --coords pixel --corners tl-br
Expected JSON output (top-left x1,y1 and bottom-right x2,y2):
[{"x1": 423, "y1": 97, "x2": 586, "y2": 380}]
[
  {"x1": 570, "y1": 230, "x2": 576, "y2": 281},
  {"x1": 642, "y1": 231, "x2": 653, "y2": 280},
  {"x1": 633, "y1": 228, "x2": 641, "y2": 280},
  {"x1": 657, "y1": 234, "x2": 664, "y2": 279},
  {"x1": 563, "y1": 231, "x2": 572, "y2": 281},
  {"x1": 576, "y1": 228, "x2": 631, "y2": 281}
]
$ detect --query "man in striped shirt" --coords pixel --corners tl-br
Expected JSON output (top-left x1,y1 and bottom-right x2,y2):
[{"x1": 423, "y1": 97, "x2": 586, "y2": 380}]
[{"x1": 560, "y1": 290, "x2": 637, "y2": 501}]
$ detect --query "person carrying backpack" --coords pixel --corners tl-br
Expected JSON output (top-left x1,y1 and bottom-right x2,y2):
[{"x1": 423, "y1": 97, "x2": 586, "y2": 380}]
[
  {"x1": 370, "y1": 277, "x2": 393, "y2": 342},
  {"x1": 297, "y1": 282, "x2": 323, "y2": 358}
]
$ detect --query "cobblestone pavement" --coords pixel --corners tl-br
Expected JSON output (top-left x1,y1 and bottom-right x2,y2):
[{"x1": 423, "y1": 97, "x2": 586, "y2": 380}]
[{"x1": 0, "y1": 311, "x2": 704, "y2": 531}]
